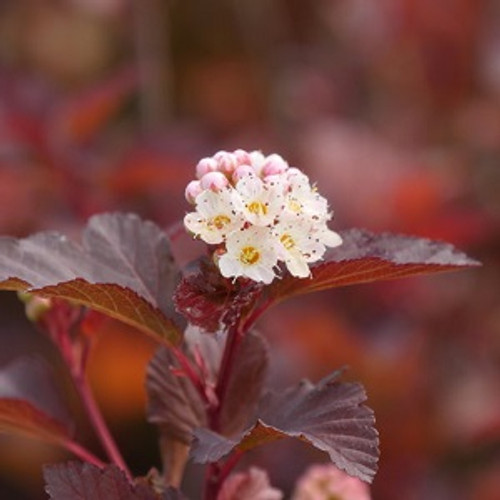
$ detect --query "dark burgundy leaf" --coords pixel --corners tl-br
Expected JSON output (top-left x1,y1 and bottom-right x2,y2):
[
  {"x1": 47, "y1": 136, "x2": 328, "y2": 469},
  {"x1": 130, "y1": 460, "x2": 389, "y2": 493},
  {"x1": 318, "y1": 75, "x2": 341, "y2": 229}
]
[
  {"x1": 174, "y1": 258, "x2": 263, "y2": 333},
  {"x1": 0, "y1": 357, "x2": 73, "y2": 443},
  {"x1": 0, "y1": 213, "x2": 181, "y2": 345},
  {"x1": 221, "y1": 285, "x2": 263, "y2": 331},
  {"x1": 219, "y1": 330, "x2": 269, "y2": 437},
  {"x1": 146, "y1": 347, "x2": 207, "y2": 443},
  {"x1": 174, "y1": 265, "x2": 229, "y2": 333},
  {"x1": 44, "y1": 462, "x2": 185, "y2": 499},
  {"x1": 270, "y1": 228, "x2": 480, "y2": 301},
  {"x1": 192, "y1": 371, "x2": 379, "y2": 483}
]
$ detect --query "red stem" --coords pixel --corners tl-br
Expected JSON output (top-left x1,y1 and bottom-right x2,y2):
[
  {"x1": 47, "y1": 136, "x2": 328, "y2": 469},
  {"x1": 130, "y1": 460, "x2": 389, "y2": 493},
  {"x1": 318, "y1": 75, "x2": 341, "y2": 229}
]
[
  {"x1": 63, "y1": 439, "x2": 106, "y2": 468},
  {"x1": 217, "y1": 451, "x2": 243, "y2": 486},
  {"x1": 44, "y1": 312, "x2": 132, "y2": 479},
  {"x1": 172, "y1": 347, "x2": 216, "y2": 407},
  {"x1": 203, "y1": 324, "x2": 246, "y2": 499},
  {"x1": 72, "y1": 369, "x2": 132, "y2": 480},
  {"x1": 203, "y1": 292, "x2": 274, "y2": 498},
  {"x1": 211, "y1": 324, "x2": 243, "y2": 431},
  {"x1": 203, "y1": 463, "x2": 220, "y2": 500},
  {"x1": 242, "y1": 296, "x2": 274, "y2": 332}
]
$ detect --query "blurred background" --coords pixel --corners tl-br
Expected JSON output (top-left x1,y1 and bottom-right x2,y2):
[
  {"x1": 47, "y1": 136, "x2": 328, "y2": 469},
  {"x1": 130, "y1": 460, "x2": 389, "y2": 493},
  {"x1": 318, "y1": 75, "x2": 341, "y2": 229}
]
[{"x1": 0, "y1": 0, "x2": 499, "y2": 499}]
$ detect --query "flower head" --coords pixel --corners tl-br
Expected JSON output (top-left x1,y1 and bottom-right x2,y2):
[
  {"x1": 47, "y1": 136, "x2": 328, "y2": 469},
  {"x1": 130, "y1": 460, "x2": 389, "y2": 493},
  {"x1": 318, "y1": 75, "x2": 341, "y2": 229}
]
[
  {"x1": 184, "y1": 150, "x2": 342, "y2": 283},
  {"x1": 218, "y1": 467, "x2": 283, "y2": 500},
  {"x1": 292, "y1": 464, "x2": 371, "y2": 500}
]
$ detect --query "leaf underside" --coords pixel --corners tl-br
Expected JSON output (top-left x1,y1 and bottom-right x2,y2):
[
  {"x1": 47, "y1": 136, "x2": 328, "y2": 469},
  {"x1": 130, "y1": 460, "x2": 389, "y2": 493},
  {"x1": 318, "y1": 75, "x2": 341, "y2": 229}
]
[
  {"x1": 0, "y1": 357, "x2": 73, "y2": 443},
  {"x1": 270, "y1": 228, "x2": 480, "y2": 301},
  {"x1": 192, "y1": 371, "x2": 379, "y2": 483},
  {"x1": 146, "y1": 347, "x2": 207, "y2": 444},
  {"x1": 0, "y1": 212, "x2": 181, "y2": 345}
]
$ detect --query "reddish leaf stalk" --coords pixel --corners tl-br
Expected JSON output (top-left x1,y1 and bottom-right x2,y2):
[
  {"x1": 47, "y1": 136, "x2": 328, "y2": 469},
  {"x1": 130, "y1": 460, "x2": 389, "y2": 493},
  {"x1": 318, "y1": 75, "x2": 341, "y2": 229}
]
[
  {"x1": 203, "y1": 322, "x2": 247, "y2": 500},
  {"x1": 172, "y1": 347, "x2": 216, "y2": 408},
  {"x1": 241, "y1": 296, "x2": 273, "y2": 332},
  {"x1": 203, "y1": 452, "x2": 243, "y2": 500},
  {"x1": 72, "y1": 369, "x2": 132, "y2": 480},
  {"x1": 211, "y1": 323, "x2": 245, "y2": 433},
  {"x1": 202, "y1": 292, "x2": 274, "y2": 499},
  {"x1": 217, "y1": 450, "x2": 244, "y2": 487},
  {"x1": 42, "y1": 310, "x2": 132, "y2": 480},
  {"x1": 62, "y1": 439, "x2": 106, "y2": 469},
  {"x1": 204, "y1": 463, "x2": 221, "y2": 500}
]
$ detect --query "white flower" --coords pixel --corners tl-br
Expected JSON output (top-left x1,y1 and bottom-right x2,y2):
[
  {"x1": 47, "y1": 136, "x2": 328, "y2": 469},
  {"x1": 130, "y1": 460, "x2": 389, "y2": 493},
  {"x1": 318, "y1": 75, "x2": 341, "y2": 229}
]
[
  {"x1": 218, "y1": 226, "x2": 279, "y2": 284},
  {"x1": 184, "y1": 189, "x2": 244, "y2": 244},
  {"x1": 236, "y1": 175, "x2": 285, "y2": 226},
  {"x1": 285, "y1": 170, "x2": 330, "y2": 221},
  {"x1": 273, "y1": 219, "x2": 328, "y2": 278},
  {"x1": 316, "y1": 223, "x2": 343, "y2": 248}
]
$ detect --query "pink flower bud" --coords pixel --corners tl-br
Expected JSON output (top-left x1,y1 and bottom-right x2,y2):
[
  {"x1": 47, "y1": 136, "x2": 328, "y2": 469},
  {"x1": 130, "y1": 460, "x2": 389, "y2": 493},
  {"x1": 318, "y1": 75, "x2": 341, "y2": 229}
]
[
  {"x1": 200, "y1": 171, "x2": 229, "y2": 191},
  {"x1": 185, "y1": 180, "x2": 203, "y2": 204},
  {"x1": 262, "y1": 154, "x2": 289, "y2": 177},
  {"x1": 233, "y1": 148, "x2": 252, "y2": 165},
  {"x1": 232, "y1": 164, "x2": 256, "y2": 183},
  {"x1": 196, "y1": 157, "x2": 218, "y2": 179},
  {"x1": 214, "y1": 151, "x2": 238, "y2": 174},
  {"x1": 248, "y1": 151, "x2": 266, "y2": 175}
]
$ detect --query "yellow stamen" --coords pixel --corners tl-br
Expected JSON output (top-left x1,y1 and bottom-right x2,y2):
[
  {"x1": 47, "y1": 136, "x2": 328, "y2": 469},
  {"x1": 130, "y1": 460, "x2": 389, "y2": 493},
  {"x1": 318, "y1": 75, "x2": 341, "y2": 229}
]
[
  {"x1": 247, "y1": 201, "x2": 268, "y2": 215},
  {"x1": 209, "y1": 215, "x2": 231, "y2": 230},
  {"x1": 239, "y1": 246, "x2": 260, "y2": 265},
  {"x1": 281, "y1": 233, "x2": 295, "y2": 250},
  {"x1": 288, "y1": 199, "x2": 302, "y2": 213}
]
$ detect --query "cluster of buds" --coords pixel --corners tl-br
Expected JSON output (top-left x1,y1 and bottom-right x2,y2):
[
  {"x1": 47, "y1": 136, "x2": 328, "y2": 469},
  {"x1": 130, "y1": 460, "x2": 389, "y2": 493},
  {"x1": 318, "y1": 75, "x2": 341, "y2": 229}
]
[
  {"x1": 17, "y1": 292, "x2": 52, "y2": 323},
  {"x1": 184, "y1": 150, "x2": 342, "y2": 284}
]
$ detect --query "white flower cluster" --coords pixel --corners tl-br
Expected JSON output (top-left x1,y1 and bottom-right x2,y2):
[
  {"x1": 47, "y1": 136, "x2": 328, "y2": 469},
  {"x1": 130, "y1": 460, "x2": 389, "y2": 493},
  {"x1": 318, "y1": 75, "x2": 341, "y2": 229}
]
[{"x1": 184, "y1": 150, "x2": 342, "y2": 284}]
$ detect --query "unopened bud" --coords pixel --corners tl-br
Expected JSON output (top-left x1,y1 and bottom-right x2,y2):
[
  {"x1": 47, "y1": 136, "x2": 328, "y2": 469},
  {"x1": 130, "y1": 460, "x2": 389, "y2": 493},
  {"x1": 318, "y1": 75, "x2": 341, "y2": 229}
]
[
  {"x1": 214, "y1": 151, "x2": 238, "y2": 175},
  {"x1": 17, "y1": 292, "x2": 52, "y2": 323},
  {"x1": 200, "y1": 171, "x2": 229, "y2": 191},
  {"x1": 262, "y1": 154, "x2": 289, "y2": 177},
  {"x1": 249, "y1": 151, "x2": 266, "y2": 175},
  {"x1": 212, "y1": 247, "x2": 227, "y2": 267},
  {"x1": 233, "y1": 149, "x2": 252, "y2": 165},
  {"x1": 185, "y1": 180, "x2": 203, "y2": 204},
  {"x1": 196, "y1": 157, "x2": 218, "y2": 179}
]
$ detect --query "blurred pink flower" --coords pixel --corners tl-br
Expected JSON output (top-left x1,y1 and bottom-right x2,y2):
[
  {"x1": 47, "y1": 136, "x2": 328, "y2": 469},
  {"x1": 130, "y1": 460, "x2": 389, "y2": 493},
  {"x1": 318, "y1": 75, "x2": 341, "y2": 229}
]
[
  {"x1": 217, "y1": 467, "x2": 283, "y2": 500},
  {"x1": 292, "y1": 464, "x2": 371, "y2": 500}
]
